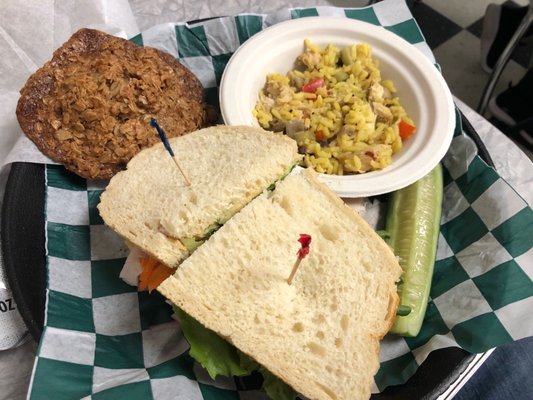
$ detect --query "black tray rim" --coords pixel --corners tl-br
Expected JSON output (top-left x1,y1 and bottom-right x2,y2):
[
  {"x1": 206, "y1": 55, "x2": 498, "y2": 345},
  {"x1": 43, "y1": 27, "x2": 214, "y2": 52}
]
[{"x1": 2, "y1": 162, "x2": 46, "y2": 342}]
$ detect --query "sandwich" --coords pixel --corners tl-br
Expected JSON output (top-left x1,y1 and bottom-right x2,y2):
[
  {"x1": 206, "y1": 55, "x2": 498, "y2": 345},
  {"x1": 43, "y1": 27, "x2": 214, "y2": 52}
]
[
  {"x1": 16, "y1": 28, "x2": 210, "y2": 180},
  {"x1": 157, "y1": 168, "x2": 402, "y2": 400},
  {"x1": 99, "y1": 127, "x2": 402, "y2": 399},
  {"x1": 98, "y1": 124, "x2": 302, "y2": 268}
]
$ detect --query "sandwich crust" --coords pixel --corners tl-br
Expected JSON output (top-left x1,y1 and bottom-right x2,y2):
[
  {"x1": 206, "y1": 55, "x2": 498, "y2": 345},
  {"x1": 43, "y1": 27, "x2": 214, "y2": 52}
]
[{"x1": 16, "y1": 28, "x2": 208, "y2": 179}]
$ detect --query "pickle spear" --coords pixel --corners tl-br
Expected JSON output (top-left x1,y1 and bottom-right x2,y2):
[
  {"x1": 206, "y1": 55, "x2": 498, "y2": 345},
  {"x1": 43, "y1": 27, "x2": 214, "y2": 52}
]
[{"x1": 386, "y1": 164, "x2": 443, "y2": 337}]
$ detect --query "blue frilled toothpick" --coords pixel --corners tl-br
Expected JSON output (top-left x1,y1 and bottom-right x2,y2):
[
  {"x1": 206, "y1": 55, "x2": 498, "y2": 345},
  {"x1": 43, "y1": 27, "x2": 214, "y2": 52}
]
[{"x1": 150, "y1": 118, "x2": 191, "y2": 186}]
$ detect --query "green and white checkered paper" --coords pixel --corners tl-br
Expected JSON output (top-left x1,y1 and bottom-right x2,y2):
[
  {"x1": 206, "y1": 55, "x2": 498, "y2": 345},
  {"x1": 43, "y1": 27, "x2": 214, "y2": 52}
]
[{"x1": 28, "y1": 2, "x2": 533, "y2": 399}]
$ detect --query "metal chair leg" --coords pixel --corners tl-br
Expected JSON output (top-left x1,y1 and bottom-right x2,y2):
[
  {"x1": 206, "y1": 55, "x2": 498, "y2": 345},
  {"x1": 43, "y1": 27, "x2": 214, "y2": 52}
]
[{"x1": 477, "y1": 4, "x2": 533, "y2": 115}]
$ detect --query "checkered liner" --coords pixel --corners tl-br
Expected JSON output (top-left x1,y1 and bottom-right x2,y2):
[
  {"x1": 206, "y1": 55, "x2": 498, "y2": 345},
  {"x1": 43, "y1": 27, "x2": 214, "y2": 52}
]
[{"x1": 28, "y1": 2, "x2": 533, "y2": 399}]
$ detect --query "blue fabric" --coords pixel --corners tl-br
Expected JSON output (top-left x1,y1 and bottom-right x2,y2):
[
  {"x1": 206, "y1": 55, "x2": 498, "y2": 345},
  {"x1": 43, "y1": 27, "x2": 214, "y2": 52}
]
[{"x1": 454, "y1": 336, "x2": 533, "y2": 399}]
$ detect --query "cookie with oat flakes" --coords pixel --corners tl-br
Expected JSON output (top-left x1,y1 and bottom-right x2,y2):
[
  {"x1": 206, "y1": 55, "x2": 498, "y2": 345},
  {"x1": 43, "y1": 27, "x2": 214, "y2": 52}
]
[{"x1": 16, "y1": 28, "x2": 210, "y2": 180}]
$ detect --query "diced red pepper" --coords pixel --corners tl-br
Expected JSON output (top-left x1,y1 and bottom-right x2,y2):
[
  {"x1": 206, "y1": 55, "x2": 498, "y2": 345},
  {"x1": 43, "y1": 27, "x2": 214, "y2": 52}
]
[
  {"x1": 399, "y1": 120, "x2": 416, "y2": 140},
  {"x1": 301, "y1": 78, "x2": 325, "y2": 93},
  {"x1": 315, "y1": 130, "x2": 325, "y2": 142},
  {"x1": 365, "y1": 151, "x2": 375, "y2": 159}
]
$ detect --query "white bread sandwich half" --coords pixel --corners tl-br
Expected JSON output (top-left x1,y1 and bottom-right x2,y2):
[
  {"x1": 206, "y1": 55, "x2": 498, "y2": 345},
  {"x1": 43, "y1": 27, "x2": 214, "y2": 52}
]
[
  {"x1": 98, "y1": 125, "x2": 301, "y2": 268},
  {"x1": 158, "y1": 168, "x2": 402, "y2": 400}
]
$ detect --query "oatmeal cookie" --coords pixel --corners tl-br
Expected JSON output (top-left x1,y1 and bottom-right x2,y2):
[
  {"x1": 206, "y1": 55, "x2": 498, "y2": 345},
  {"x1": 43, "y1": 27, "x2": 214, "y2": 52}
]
[{"x1": 16, "y1": 28, "x2": 208, "y2": 179}]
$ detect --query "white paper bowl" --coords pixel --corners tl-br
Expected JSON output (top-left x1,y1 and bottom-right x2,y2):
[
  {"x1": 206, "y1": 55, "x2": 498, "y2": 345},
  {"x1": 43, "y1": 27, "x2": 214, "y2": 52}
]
[{"x1": 219, "y1": 17, "x2": 455, "y2": 198}]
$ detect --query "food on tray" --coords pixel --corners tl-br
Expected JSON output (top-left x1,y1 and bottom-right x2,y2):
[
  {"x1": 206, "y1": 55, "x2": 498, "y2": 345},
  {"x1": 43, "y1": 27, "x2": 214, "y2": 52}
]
[
  {"x1": 156, "y1": 168, "x2": 402, "y2": 400},
  {"x1": 16, "y1": 28, "x2": 209, "y2": 180},
  {"x1": 104, "y1": 168, "x2": 401, "y2": 399},
  {"x1": 253, "y1": 39, "x2": 416, "y2": 175},
  {"x1": 385, "y1": 164, "x2": 443, "y2": 337},
  {"x1": 97, "y1": 125, "x2": 301, "y2": 268},
  {"x1": 98, "y1": 124, "x2": 402, "y2": 399}
]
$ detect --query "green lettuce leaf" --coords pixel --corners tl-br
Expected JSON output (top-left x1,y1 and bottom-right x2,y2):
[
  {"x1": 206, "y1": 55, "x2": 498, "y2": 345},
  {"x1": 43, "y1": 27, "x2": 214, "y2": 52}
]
[
  {"x1": 174, "y1": 307, "x2": 296, "y2": 400},
  {"x1": 174, "y1": 307, "x2": 255, "y2": 379},
  {"x1": 261, "y1": 368, "x2": 297, "y2": 400}
]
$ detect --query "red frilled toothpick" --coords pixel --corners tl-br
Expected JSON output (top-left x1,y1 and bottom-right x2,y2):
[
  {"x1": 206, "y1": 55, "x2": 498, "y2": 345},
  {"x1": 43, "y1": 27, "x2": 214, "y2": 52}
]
[
  {"x1": 287, "y1": 234, "x2": 312, "y2": 285},
  {"x1": 150, "y1": 118, "x2": 191, "y2": 186}
]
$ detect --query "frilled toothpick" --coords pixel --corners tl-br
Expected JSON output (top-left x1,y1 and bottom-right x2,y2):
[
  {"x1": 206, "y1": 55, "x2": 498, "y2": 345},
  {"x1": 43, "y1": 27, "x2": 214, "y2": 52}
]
[
  {"x1": 150, "y1": 118, "x2": 191, "y2": 186},
  {"x1": 287, "y1": 234, "x2": 312, "y2": 285}
]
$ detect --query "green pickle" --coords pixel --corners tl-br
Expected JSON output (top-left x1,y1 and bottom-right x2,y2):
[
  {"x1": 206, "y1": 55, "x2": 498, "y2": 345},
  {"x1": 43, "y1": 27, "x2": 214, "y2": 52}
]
[{"x1": 386, "y1": 164, "x2": 443, "y2": 337}]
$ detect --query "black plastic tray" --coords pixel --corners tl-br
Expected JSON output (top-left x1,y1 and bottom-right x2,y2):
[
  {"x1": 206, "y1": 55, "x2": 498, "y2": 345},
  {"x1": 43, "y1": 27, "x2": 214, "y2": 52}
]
[
  {"x1": 1, "y1": 110, "x2": 493, "y2": 399},
  {"x1": 0, "y1": 162, "x2": 474, "y2": 399},
  {"x1": 2, "y1": 162, "x2": 46, "y2": 342}
]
